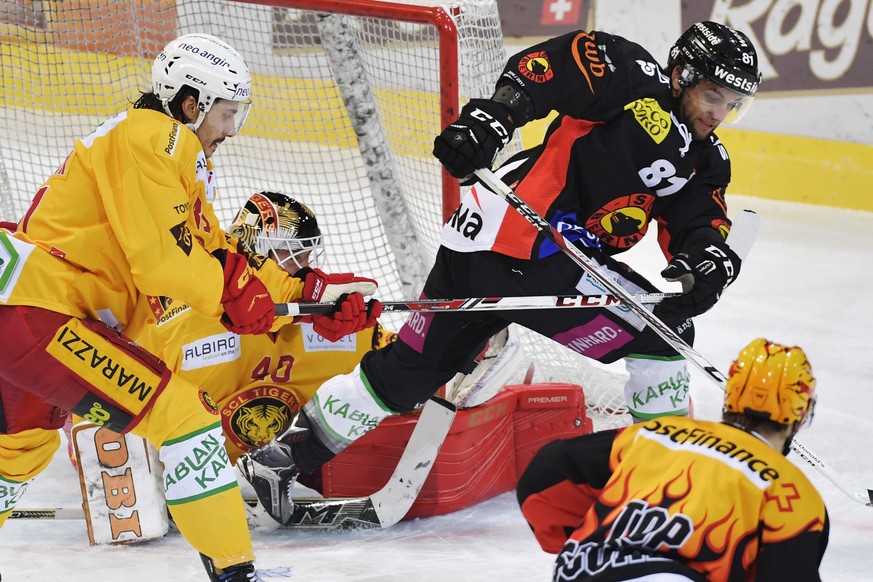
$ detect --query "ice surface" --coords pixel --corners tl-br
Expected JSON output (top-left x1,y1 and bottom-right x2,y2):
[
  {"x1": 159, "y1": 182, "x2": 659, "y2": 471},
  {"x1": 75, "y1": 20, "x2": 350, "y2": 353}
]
[{"x1": 2, "y1": 195, "x2": 872, "y2": 581}]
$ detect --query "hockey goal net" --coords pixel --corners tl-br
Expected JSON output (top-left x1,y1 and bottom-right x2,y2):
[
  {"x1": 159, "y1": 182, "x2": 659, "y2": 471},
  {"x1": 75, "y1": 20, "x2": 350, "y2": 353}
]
[{"x1": 0, "y1": 0, "x2": 629, "y2": 427}]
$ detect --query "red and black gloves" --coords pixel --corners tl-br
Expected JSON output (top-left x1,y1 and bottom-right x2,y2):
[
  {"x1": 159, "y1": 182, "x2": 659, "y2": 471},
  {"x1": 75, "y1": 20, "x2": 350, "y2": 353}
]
[
  {"x1": 654, "y1": 239, "x2": 741, "y2": 319},
  {"x1": 295, "y1": 267, "x2": 382, "y2": 342},
  {"x1": 432, "y1": 99, "x2": 513, "y2": 180},
  {"x1": 214, "y1": 249, "x2": 274, "y2": 334}
]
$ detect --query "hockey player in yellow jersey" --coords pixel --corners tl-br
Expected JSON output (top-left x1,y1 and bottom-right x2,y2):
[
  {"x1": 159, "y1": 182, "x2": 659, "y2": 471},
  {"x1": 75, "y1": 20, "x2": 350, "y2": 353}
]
[
  {"x1": 0, "y1": 34, "x2": 379, "y2": 582},
  {"x1": 517, "y1": 338, "x2": 828, "y2": 581},
  {"x1": 126, "y1": 191, "x2": 394, "y2": 466}
]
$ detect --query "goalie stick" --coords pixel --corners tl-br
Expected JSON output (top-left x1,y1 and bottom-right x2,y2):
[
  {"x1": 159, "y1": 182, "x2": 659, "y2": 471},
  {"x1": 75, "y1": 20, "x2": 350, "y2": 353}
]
[
  {"x1": 275, "y1": 291, "x2": 680, "y2": 317},
  {"x1": 272, "y1": 396, "x2": 455, "y2": 529},
  {"x1": 472, "y1": 167, "x2": 873, "y2": 508},
  {"x1": 11, "y1": 397, "x2": 458, "y2": 525}
]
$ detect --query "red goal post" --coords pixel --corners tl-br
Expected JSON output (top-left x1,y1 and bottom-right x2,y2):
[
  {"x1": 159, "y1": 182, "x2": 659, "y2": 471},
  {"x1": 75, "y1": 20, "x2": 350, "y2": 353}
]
[
  {"x1": 0, "y1": 0, "x2": 631, "y2": 426},
  {"x1": 234, "y1": 0, "x2": 465, "y2": 222},
  {"x1": 0, "y1": 0, "x2": 515, "y2": 300}
]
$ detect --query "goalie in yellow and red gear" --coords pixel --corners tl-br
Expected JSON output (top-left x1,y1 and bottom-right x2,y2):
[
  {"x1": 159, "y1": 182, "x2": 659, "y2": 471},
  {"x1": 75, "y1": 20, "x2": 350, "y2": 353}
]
[
  {"x1": 517, "y1": 338, "x2": 828, "y2": 581},
  {"x1": 0, "y1": 32, "x2": 380, "y2": 581},
  {"x1": 124, "y1": 191, "x2": 392, "y2": 466}
]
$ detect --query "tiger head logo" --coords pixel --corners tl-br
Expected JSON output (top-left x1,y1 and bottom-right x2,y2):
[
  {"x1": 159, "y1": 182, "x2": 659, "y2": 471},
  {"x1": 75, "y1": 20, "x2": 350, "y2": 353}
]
[
  {"x1": 233, "y1": 403, "x2": 290, "y2": 447},
  {"x1": 220, "y1": 383, "x2": 301, "y2": 451}
]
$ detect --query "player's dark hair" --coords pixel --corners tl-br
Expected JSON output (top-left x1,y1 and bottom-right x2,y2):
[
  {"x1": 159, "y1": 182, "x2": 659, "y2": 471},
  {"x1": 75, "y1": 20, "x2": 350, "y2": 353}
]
[
  {"x1": 131, "y1": 86, "x2": 200, "y2": 124},
  {"x1": 722, "y1": 411, "x2": 784, "y2": 434}
]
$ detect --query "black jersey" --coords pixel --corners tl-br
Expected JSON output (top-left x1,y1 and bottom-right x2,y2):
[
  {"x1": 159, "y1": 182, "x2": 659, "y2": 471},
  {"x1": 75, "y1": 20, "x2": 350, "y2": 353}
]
[{"x1": 440, "y1": 30, "x2": 732, "y2": 261}]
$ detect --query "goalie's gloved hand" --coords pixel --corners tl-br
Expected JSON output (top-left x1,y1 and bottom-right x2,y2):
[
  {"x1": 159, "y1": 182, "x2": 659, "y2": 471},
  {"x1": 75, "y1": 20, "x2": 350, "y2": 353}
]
[
  {"x1": 654, "y1": 240, "x2": 741, "y2": 319},
  {"x1": 309, "y1": 294, "x2": 383, "y2": 342},
  {"x1": 295, "y1": 267, "x2": 378, "y2": 303},
  {"x1": 432, "y1": 99, "x2": 513, "y2": 179},
  {"x1": 214, "y1": 249, "x2": 275, "y2": 335}
]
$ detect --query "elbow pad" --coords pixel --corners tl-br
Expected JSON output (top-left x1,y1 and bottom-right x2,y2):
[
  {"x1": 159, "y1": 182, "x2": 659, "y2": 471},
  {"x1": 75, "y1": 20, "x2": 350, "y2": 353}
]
[{"x1": 492, "y1": 83, "x2": 535, "y2": 127}]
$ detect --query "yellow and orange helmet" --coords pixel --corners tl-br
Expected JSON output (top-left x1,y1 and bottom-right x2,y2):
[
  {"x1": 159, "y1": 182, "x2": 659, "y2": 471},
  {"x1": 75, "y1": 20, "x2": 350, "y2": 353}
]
[{"x1": 724, "y1": 338, "x2": 817, "y2": 427}]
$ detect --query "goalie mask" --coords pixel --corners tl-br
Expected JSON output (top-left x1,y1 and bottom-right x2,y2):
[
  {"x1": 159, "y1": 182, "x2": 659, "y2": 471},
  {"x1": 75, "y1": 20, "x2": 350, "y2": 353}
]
[
  {"x1": 229, "y1": 191, "x2": 324, "y2": 273},
  {"x1": 724, "y1": 338, "x2": 817, "y2": 431},
  {"x1": 152, "y1": 33, "x2": 252, "y2": 132}
]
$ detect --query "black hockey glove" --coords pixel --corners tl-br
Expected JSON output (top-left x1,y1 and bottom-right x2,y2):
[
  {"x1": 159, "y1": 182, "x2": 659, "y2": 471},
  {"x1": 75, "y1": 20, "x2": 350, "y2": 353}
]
[
  {"x1": 432, "y1": 99, "x2": 513, "y2": 179},
  {"x1": 654, "y1": 240, "x2": 741, "y2": 319}
]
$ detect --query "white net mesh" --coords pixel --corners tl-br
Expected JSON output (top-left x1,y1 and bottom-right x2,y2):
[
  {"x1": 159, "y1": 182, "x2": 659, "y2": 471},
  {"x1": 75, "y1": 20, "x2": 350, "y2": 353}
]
[{"x1": 0, "y1": 0, "x2": 628, "y2": 428}]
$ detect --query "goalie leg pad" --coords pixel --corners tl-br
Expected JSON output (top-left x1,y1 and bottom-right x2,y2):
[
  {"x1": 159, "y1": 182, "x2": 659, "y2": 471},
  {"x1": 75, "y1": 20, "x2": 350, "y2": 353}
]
[
  {"x1": 72, "y1": 422, "x2": 168, "y2": 545},
  {"x1": 623, "y1": 356, "x2": 691, "y2": 420},
  {"x1": 444, "y1": 326, "x2": 531, "y2": 409},
  {"x1": 302, "y1": 364, "x2": 395, "y2": 455}
]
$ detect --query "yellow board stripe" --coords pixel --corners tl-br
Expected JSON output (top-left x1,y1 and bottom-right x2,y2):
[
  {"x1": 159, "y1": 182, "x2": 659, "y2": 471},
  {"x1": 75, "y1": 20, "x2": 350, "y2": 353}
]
[
  {"x1": 0, "y1": 40, "x2": 440, "y2": 151},
  {"x1": 3, "y1": 41, "x2": 869, "y2": 212},
  {"x1": 518, "y1": 115, "x2": 873, "y2": 213},
  {"x1": 716, "y1": 128, "x2": 873, "y2": 213}
]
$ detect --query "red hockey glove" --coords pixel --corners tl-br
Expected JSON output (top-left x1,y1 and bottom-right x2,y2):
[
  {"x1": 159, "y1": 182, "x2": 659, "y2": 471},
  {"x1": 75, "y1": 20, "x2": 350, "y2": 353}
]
[
  {"x1": 310, "y1": 294, "x2": 383, "y2": 342},
  {"x1": 214, "y1": 249, "x2": 275, "y2": 335},
  {"x1": 296, "y1": 267, "x2": 378, "y2": 303}
]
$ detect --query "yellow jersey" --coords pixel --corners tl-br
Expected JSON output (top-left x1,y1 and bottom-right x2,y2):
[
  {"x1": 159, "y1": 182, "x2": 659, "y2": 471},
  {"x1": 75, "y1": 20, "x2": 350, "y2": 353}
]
[
  {"x1": 127, "y1": 297, "x2": 394, "y2": 461},
  {"x1": 0, "y1": 109, "x2": 301, "y2": 329},
  {"x1": 521, "y1": 416, "x2": 829, "y2": 581}
]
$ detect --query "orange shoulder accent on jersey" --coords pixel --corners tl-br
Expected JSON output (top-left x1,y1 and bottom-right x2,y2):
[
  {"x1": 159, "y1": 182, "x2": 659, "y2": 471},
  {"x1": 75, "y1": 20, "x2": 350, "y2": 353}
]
[
  {"x1": 571, "y1": 31, "x2": 606, "y2": 95},
  {"x1": 492, "y1": 116, "x2": 601, "y2": 258}
]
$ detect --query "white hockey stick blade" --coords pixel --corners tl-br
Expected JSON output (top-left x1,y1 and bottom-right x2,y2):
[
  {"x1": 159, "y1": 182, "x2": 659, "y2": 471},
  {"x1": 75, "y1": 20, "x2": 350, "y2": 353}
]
[
  {"x1": 725, "y1": 209, "x2": 761, "y2": 261},
  {"x1": 279, "y1": 396, "x2": 456, "y2": 529},
  {"x1": 790, "y1": 440, "x2": 873, "y2": 507}
]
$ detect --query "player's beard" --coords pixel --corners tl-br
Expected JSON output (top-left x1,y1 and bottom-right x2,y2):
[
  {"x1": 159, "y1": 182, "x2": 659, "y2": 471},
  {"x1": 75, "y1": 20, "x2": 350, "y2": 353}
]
[{"x1": 678, "y1": 93, "x2": 717, "y2": 141}]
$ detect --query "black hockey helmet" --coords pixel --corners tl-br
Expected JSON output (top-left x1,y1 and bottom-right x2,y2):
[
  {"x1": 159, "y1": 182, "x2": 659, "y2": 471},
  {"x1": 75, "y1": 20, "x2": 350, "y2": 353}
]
[
  {"x1": 668, "y1": 21, "x2": 762, "y2": 122},
  {"x1": 229, "y1": 191, "x2": 324, "y2": 272}
]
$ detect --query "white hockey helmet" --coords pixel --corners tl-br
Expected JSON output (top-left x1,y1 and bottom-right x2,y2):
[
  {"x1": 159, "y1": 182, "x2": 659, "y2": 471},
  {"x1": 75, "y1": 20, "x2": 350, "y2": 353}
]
[{"x1": 152, "y1": 33, "x2": 252, "y2": 131}]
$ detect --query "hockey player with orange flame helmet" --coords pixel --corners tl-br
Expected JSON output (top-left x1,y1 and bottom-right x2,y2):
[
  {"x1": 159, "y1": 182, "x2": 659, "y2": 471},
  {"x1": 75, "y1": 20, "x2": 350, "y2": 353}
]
[
  {"x1": 517, "y1": 338, "x2": 828, "y2": 581},
  {"x1": 0, "y1": 33, "x2": 379, "y2": 582}
]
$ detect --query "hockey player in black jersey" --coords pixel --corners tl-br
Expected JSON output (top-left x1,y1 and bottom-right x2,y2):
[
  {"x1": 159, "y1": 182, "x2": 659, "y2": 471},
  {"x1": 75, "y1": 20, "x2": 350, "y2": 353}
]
[{"x1": 239, "y1": 22, "x2": 765, "y2": 525}]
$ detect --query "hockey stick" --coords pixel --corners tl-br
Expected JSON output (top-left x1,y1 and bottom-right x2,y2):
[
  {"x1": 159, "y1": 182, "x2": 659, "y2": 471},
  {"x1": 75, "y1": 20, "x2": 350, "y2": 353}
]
[
  {"x1": 273, "y1": 396, "x2": 456, "y2": 529},
  {"x1": 275, "y1": 292, "x2": 680, "y2": 317},
  {"x1": 11, "y1": 397, "x2": 458, "y2": 526},
  {"x1": 474, "y1": 167, "x2": 733, "y2": 386},
  {"x1": 8, "y1": 508, "x2": 84, "y2": 520},
  {"x1": 473, "y1": 167, "x2": 873, "y2": 507}
]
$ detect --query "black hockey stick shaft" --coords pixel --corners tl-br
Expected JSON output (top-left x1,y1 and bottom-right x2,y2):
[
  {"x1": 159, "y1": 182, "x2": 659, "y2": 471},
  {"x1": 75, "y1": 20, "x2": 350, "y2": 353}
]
[
  {"x1": 8, "y1": 508, "x2": 84, "y2": 520},
  {"x1": 473, "y1": 167, "x2": 730, "y2": 385},
  {"x1": 274, "y1": 292, "x2": 680, "y2": 317},
  {"x1": 473, "y1": 167, "x2": 873, "y2": 507}
]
